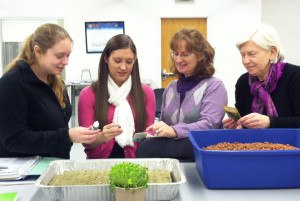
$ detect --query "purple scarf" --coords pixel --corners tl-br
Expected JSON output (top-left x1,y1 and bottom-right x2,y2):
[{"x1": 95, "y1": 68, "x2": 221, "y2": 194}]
[
  {"x1": 177, "y1": 76, "x2": 201, "y2": 105},
  {"x1": 249, "y1": 62, "x2": 286, "y2": 116}
]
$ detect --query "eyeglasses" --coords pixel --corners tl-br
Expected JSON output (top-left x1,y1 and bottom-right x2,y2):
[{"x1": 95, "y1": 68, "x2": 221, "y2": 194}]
[{"x1": 170, "y1": 52, "x2": 194, "y2": 59}]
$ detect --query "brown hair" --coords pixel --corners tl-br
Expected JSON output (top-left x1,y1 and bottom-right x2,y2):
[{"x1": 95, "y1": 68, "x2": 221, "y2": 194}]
[
  {"x1": 4, "y1": 23, "x2": 73, "y2": 108},
  {"x1": 92, "y1": 34, "x2": 147, "y2": 132},
  {"x1": 169, "y1": 28, "x2": 215, "y2": 79}
]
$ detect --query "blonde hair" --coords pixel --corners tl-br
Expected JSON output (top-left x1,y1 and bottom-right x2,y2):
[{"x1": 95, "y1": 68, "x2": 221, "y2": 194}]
[
  {"x1": 4, "y1": 23, "x2": 73, "y2": 108},
  {"x1": 236, "y1": 23, "x2": 285, "y2": 62}
]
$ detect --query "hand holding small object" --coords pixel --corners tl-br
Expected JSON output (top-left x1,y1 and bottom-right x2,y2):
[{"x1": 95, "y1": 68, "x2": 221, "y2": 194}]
[
  {"x1": 69, "y1": 127, "x2": 99, "y2": 144},
  {"x1": 237, "y1": 113, "x2": 270, "y2": 128},
  {"x1": 146, "y1": 121, "x2": 177, "y2": 138},
  {"x1": 101, "y1": 123, "x2": 123, "y2": 140}
]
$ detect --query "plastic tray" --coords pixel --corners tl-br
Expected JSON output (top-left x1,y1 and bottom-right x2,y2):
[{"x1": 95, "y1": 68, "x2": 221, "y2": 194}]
[
  {"x1": 189, "y1": 129, "x2": 300, "y2": 189},
  {"x1": 35, "y1": 158, "x2": 186, "y2": 201}
]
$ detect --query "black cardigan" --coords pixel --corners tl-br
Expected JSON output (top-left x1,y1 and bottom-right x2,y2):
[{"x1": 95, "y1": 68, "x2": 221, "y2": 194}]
[
  {"x1": 235, "y1": 63, "x2": 300, "y2": 128},
  {"x1": 0, "y1": 61, "x2": 72, "y2": 158}
]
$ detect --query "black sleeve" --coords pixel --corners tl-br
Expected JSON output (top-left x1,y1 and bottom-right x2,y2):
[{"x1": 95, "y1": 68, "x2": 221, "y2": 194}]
[
  {"x1": 0, "y1": 79, "x2": 71, "y2": 158},
  {"x1": 235, "y1": 73, "x2": 252, "y2": 117},
  {"x1": 269, "y1": 65, "x2": 300, "y2": 128}
]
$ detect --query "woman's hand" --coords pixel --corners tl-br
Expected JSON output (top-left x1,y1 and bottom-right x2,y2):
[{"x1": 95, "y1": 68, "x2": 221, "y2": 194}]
[
  {"x1": 99, "y1": 123, "x2": 123, "y2": 142},
  {"x1": 237, "y1": 113, "x2": 270, "y2": 128},
  {"x1": 146, "y1": 121, "x2": 177, "y2": 138},
  {"x1": 223, "y1": 118, "x2": 239, "y2": 129},
  {"x1": 69, "y1": 126, "x2": 99, "y2": 144},
  {"x1": 88, "y1": 123, "x2": 123, "y2": 147}
]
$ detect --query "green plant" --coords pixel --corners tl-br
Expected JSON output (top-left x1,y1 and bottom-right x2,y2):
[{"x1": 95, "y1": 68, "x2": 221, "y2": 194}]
[{"x1": 109, "y1": 162, "x2": 149, "y2": 192}]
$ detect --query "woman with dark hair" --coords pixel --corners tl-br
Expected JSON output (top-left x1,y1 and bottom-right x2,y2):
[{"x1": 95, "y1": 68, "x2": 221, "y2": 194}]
[
  {"x1": 137, "y1": 28, "x2": 227, "y2": 161},
  {"x1": 78, "y1": 34, "x2": 156, "y2": 159},
  {"x1": 0, "y1": 23, "x2": 99, "y2": 158}
]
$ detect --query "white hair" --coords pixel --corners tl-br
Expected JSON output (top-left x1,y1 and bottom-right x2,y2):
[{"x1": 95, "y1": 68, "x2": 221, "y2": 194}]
[{"x1": 236, "y1": 23, "x2": 285, "y2": 62}]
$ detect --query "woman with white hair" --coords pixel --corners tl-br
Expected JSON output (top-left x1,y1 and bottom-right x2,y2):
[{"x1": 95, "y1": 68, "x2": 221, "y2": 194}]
[{"x1": 223, "y1": 23, "x2": 300, "y2": 129}]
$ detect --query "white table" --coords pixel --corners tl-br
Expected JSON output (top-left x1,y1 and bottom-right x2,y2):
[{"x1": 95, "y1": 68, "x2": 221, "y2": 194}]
[{"x1": 1, "y1": 163, "x2": 300, "y2": 201}]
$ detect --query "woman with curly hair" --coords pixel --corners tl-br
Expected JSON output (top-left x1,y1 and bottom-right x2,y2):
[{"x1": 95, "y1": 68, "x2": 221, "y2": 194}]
[{"x1": 137, "y1": 28, "x2": 227, "y2": 161}]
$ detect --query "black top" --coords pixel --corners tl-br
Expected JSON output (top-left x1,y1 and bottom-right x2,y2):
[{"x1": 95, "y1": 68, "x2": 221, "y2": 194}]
[
  {"x1": 109, "y1": 143, "x2": 125, "y2": 158},
  {"x1": 0, "y1": 61, "x2": 72, "y2": 158},
  {"x1": 235, "y1": 63, "x2": 300, "y2": 128}
]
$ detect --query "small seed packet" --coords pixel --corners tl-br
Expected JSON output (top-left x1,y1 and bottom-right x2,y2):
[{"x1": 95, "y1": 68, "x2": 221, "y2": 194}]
[
  {"x1": 224, "y1": 106, "x2": 241, "y2": 122},
  {"x1": 132, "y1": 132, "x2": 148, "y2": 142}
]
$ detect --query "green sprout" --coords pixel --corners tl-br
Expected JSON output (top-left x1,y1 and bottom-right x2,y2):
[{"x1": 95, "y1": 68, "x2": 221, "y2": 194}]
[{"x1": 109, "y1": 162, "x2": 149, "y2": 192}]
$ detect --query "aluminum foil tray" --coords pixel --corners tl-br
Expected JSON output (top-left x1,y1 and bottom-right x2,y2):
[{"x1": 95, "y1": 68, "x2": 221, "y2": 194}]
[{"x1": 35, "y1": 158, "x2": 186, "y2": 201}]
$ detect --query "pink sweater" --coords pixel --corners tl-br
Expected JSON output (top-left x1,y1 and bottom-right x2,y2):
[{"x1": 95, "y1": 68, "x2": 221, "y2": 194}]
[{"x1": 78, "y1": 84, "x2": 156, "y2": 159}]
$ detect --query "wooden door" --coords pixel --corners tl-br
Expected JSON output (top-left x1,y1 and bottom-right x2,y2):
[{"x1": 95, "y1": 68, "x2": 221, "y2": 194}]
[{"x1": 161, "y1": 18, "x2": 207, "y2": 88}]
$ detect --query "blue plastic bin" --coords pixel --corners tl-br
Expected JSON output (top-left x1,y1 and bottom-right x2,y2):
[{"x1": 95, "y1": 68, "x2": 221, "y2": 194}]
[{"x1": 188, "y1": 129, "x2": 300, "y2": 189}]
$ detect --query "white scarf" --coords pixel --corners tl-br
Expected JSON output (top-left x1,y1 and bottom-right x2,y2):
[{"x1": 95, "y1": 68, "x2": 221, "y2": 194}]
[{"x1": 108, "y1": 75, "x2": 135, "y2": 147}]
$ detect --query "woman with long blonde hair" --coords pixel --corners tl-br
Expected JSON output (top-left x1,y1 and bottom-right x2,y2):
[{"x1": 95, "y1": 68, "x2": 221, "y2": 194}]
[{"x1": 0, "y1": 23, "x2": 99, "y2": 158}]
